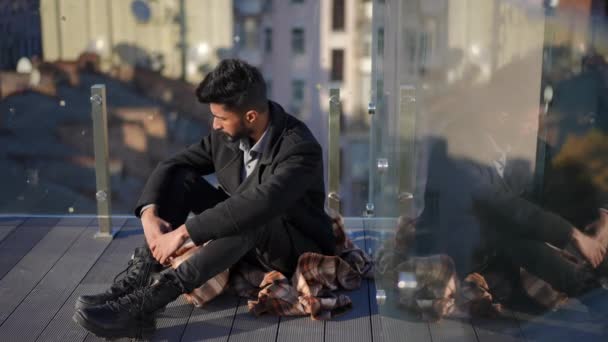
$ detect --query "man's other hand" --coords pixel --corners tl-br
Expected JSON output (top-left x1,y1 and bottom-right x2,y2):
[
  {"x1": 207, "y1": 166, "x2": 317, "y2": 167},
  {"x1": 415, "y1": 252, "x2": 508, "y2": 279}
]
[
  {"x1": 150, "y1": 225, "x2": 190, "y2": 265},
  {"x1": 141, "y1": 208, "x2": 172, "y2": 251}
]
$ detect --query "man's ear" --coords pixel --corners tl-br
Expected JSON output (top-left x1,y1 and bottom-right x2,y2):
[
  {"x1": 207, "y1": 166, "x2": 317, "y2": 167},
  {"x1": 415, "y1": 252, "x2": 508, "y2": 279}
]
[{"x1": 244, "y1": 110, "x2": 258, "y2": 124}]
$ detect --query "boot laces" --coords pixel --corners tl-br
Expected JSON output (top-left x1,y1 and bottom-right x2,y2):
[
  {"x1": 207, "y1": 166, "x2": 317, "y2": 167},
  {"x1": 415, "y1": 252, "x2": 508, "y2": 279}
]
[
  {"x1": 107, "y1": 285, "x2": 154, "y2": 315},
  {"x1": 111, "y1": 256, "x2": 148, "y2": 291}
]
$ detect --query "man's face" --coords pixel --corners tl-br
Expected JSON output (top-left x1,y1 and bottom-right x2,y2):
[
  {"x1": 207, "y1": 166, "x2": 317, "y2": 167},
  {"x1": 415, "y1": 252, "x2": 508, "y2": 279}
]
[{"x1": 209, "y1": 103, "x2": 250, "y2": 142}]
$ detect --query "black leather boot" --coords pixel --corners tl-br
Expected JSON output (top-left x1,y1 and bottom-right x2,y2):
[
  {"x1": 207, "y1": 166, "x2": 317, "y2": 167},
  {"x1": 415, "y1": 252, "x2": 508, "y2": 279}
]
[
  {"x1": 73, "y1": 269, "x2": 184, "y2": 339},
  {"x1": 75, "y1": 246, "x2": 163, "y2": 310}
]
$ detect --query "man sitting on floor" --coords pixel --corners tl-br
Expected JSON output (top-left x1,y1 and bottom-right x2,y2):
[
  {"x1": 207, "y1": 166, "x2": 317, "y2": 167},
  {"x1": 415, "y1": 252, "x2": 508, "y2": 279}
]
[{"x1": 73, "y1": 59, "x2": 336, "y2": 339}]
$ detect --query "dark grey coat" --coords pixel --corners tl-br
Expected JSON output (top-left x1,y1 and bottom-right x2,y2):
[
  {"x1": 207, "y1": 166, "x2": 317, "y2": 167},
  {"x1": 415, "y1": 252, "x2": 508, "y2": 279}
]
[{"x1": 134, "y1": 101, "x2": 336, "y2": 256}]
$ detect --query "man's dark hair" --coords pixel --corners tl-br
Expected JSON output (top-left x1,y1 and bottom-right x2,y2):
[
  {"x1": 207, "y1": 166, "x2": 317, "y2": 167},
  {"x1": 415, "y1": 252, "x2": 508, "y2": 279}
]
[{"x1": 196, "y1": 59, "x2": 268, "y2": 115}]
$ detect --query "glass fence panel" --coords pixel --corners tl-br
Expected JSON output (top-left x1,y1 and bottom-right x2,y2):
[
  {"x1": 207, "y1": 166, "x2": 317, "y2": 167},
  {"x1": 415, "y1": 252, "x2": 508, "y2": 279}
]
[
  {"x1": 0, "y1": 0, "x2": 374, "y2": 216},
  {"x1": 371, "y1": 0, "x2": 608, "y2": 340}
]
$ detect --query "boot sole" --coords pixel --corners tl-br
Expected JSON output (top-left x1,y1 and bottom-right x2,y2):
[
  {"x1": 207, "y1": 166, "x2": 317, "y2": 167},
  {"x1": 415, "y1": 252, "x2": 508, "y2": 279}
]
[
  {"x1": 72, "y1": 310, "x2": 155, "y2": 339},
  {"x1": 74, "y1": 297, "x2": 96, "y2": 311},
  {"x1": 74, "y1": 297, "x2": 166, "y2": 313}
]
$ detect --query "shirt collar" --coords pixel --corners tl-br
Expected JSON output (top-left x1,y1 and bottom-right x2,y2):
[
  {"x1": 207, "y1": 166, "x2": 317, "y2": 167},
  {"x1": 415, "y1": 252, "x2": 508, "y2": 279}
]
[{"x1": 239, "y1": 125, "x2": 270, "y2": 157}]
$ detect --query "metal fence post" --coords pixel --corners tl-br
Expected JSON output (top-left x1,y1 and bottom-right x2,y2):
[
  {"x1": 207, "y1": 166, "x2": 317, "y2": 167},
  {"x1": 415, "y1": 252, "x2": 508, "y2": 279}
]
[
  {"x1": 90, "y1": 84, "x2": 113, "y2": 238},
  {"x1": 366, "y1": 101, "x2": 376, "y2": 217},
  {"x1": 328, "y1": 88, "x2": 341, "y2": 213},
  {"x1": 397, "y1": 85, "x2": 416, "y2": 214}
]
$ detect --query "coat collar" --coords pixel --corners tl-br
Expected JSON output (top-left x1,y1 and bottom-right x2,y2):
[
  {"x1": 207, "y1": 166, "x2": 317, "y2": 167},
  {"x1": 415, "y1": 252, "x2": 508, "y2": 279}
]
[
  {"x1": 259, "y1": 100, "x2": 288, "y2": 165},
  {"x1": 223, "y1": 100, "x2": 288, "y2": 160}
]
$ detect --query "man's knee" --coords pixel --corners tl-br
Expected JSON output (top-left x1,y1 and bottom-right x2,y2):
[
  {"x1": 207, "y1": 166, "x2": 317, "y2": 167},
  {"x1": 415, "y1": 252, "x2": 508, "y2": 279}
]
[{"x1": 157, "y1": 168, "x2": 227, "y2": 227}]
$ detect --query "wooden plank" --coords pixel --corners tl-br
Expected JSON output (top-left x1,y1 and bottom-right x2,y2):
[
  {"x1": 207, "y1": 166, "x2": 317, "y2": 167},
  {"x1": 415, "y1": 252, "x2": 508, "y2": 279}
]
[
  {"x1": 428, "y1": 314, "x2": 479, "y2": 342},
  {"x1": 0, "y1": 224, "x2": 53, "y2": 280},
  {"x1": 473, "y1": 313, "x2": 525, "y2": 342},
  {"x1": 515, "y1": 296, "x2": 608, "y2": 342},
  {"x1": 0, "y1": 224, "x2": 86, "y2": 325},
  {"x1": 56, "y1": 217, "x2": 95, "y2": 226},
  {"x1": 21, "y1": 217, "x2": 61, "y2": 226},
  {"x1": 0, "y1": 217, "x2": 25, "y2": 226},
  {"x1": 181, "y1": 294, "x2": 239, "y2": 342},
  {"x1": 125, "y1": 217, "x2": 141, "y2": 226},
  {"x1": 369, "y1": 279, "x2": 386, "y2": 342},
  {"x1": 364, "y1": 217, "x2": 433, "y2": 342},
  {"x1": 0, "y1": 225, "x2": 17, "y2": 243},
  {"x1": 364, "y1": 217, "x2": 388, "y2": 342},
  {"x1": 38, "y1": 223, "x2": 145, "y2": 342},
  {"x1": 373, "y1": 289, "x2": 434, "y2": 342},
  {"x1": 325, "y1": 218, "x2": 372, "y2": 342},
  {"x1": 382, "y1": 305, "x2": 434, "y2": 342},
  {"x1": 227, "y1": 299, "x2": 279, "y2": 342},
  {"x1": 88, "y1": 217, "x2": 128, "y2": 229},
  {"x1": 324, "y1": 275, "x2": 372, "y2": 342},
  {"x1": 0, "y1": 222, "x2": 120, "y2": 341},
  {"x1": 149, "y1": 295, "x2": 195, "y2": 341},
  {"x1": 37, "y1": 283, "x2": 107, "y2": 342},
  {"x1": 275, "y1": 316, "x2": 324, "y2": 342}
]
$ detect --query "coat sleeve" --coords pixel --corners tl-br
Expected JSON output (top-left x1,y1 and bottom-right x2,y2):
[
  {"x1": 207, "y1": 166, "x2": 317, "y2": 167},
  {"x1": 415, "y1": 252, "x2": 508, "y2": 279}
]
[
  {"x1": 184, "y1": 140, "x2": 322, "y2": 245},
  {"x1": 134, "y1": 135, "x2": 215, "y2": 217}
]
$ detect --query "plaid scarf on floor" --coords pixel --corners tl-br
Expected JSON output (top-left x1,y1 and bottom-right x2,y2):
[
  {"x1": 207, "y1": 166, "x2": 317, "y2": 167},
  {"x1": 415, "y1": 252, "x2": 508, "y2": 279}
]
[
  {"x1": 230, "y1": 214, "x2": 374, "y2": 320},
  {"x1": 171, "y1": 214, "x2": 374, "y2": 320}
]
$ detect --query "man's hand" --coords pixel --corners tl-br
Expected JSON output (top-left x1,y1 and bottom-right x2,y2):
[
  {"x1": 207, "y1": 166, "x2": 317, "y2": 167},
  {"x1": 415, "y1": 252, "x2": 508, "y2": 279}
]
[
  {"x1": 141, "y1": 208, "x2": 172, "y2": 251},
  {"x1": 572, "y1": 228, "x2": 606, "y2": 268},
  {"x1": 150, "y1": 225, "x2": 190, "y2": 265}
]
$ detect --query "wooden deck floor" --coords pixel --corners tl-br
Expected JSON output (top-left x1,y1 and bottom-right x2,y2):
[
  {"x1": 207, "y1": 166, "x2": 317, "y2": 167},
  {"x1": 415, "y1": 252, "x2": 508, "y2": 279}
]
[{"x1": 0, "y1": 216, "x2": 606, "y2": 341}]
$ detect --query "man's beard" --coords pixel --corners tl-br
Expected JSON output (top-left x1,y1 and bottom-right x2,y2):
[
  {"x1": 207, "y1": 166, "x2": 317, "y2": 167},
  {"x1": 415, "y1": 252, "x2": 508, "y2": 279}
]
[{"x1": 221, "y1": 121, "x2": 250, "y2": 142}]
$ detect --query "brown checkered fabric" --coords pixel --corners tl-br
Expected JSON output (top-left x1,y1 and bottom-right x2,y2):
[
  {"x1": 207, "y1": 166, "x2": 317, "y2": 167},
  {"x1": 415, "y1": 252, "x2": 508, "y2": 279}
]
[
  {"x1": 459, "y1": 272, "x2": 503, "y2": 318},
  {"x1": 170, "y1": 240, "x2": 230, "y2": 307},
  {"x1": 375, "y1": 217, "x2": 460, "y2": 321},
  {"x1": 229, "y1": 213, "x2": 374, "y2": 320},
  {"x1": 169, "y1": 213, "x2": 374, "y2": 320},
  {"x1": 238, "y1": 254, "x2": 359, "y2": 320}
]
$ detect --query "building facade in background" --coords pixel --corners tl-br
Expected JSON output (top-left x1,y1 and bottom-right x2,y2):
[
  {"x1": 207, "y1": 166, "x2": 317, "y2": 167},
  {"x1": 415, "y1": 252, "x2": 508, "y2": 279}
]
[{"x1": 39, "y1": 0, "x2": 233, "y2": 83}]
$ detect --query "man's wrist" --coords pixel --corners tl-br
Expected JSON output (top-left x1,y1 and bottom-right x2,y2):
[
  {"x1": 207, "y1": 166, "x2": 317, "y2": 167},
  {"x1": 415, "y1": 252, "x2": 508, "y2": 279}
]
[
  {"x1": 175, "y1": 224, "x2": 190, "y2": 243},
  {"x1": 140, "y1": 204, "x2": 157, "y2": 218},
  {"x1": 570, "y1": 226, "x2": 581, "y2": 242}
]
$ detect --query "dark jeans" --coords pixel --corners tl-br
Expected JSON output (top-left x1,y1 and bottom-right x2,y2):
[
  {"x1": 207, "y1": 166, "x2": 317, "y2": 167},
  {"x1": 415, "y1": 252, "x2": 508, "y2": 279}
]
[
  {"x1": 496, "y1": 236, "x2": 593, "y2": 296},
  {"x1": 473, "y1": 188, "x2": 596, "y2": 296},
  {"x1": 490, "y1": 220, "x2": 594, "y2": 296},
  {"x1": 150, "y1": 168, "x2": 318, "y2": 292}
]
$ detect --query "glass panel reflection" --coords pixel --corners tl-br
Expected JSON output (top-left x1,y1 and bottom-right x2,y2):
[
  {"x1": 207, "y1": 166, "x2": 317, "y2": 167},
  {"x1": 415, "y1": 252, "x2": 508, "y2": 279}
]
[{"x1": 371, "y1": 0, "x2": 608, "y2": 340}]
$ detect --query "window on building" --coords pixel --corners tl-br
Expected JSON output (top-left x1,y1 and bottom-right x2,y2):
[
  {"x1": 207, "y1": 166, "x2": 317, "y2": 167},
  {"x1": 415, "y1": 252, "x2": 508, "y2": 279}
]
[
  {"x1": 378, "y1": 27, "x2": 384, "y2": 56},
  {"x1": 362, "y1": 36, "x2": 371, "y2": 57},
  {"x1": 330, "y1": 49, "x2": 344, "y2": 82},
  {"x1": 376, "y1": 79, "x2": 384, "y2": 104},
  {"x1": 291, "y1": 28, "x2": 305, "y2": 54},
  {"x1": 419, "y1": 31, "x2": 430, "y2": 65},
  {"x1": 292, "y1": 80, "x2": 305, "y2": 104},
  {"x1": 377, "y1": 27, "x2": 384, "y2": 56},
  {"x1": 263, "y1": 0, "x2": 273, "y2": 12},
  {"x1": 264, "y1": 28, "x2": 272, "y2": 53},
  {"x1": 406, "y1": 29, "x2": 416, "y2": 74},
  {"x1": 244, "y1": 18, "x2": 258, "y2": 50},
  {"x1": 332, "y1": 0, "x2": 345, "y2": 31}
]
